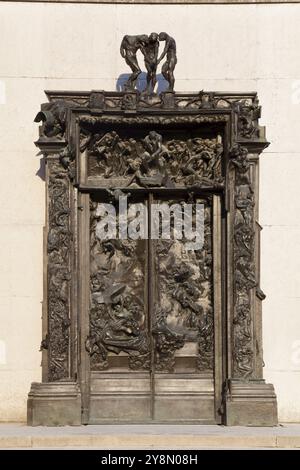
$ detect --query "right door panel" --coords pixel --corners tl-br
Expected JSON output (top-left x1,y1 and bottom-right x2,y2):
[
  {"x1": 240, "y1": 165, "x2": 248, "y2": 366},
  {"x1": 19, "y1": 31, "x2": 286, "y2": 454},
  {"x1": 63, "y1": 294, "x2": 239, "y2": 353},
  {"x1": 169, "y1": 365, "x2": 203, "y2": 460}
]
[{"x1": 152, "y1": 195, "x2": 218, "y2": 422}]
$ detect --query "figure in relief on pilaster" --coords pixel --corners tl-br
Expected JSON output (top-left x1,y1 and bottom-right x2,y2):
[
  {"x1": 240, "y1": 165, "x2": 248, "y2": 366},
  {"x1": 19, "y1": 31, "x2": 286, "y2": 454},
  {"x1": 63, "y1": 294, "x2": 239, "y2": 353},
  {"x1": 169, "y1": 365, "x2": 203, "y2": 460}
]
[
  {"x1": 230, "y1": 144, "x2": 256, "y2": 378},
  {"x1": 47, "y1": 162, "x2": 71, "y2": 381}
]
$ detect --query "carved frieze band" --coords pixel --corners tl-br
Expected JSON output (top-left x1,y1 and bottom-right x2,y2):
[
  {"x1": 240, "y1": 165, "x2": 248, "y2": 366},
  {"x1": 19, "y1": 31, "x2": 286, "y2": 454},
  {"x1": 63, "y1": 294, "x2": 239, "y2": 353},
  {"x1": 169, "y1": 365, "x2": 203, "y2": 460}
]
[
  {"x1": 230, "y1": 144, "x2": 256, "y2": 379},
  {"x1": 36, "y1": 91, "x2": 261, "y2": 144},
  {"x1": 79, "y1": 114, "x2": 229, "y2": 126},
  {"x1": 47, "y1": 159, "x2": 71, "y2": 381}
]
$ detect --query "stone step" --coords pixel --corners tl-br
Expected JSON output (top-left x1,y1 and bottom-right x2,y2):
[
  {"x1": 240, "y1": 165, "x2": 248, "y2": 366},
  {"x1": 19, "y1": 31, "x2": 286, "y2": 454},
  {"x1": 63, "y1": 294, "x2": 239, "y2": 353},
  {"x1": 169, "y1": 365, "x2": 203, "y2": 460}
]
[{"x1": 0, "y1": 424, "x2": 300, "y2": 449}]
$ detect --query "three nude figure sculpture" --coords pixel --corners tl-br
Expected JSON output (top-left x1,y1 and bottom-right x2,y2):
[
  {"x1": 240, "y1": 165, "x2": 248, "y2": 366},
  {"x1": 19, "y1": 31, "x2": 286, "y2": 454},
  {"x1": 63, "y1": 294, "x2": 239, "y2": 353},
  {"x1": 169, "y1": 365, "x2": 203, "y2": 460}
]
[{"x1": 120, "y1": 32, "x2": 177, "y2": 93}]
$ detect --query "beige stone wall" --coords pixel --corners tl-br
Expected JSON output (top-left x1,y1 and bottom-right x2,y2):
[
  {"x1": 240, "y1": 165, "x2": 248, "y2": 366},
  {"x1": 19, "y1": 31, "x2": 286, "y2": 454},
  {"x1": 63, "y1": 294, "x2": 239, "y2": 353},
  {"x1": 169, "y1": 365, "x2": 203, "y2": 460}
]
[{"x1": 0, "y1": 2, "x2": 299, "y2": 422}]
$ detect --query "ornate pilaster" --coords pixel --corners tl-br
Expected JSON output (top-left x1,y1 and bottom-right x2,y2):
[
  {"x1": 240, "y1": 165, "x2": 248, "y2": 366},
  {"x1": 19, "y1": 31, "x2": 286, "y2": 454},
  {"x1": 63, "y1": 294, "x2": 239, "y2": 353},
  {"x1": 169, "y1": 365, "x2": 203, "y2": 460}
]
[
  {"x1": 224, "y1": 141, "x2": 277, "y2": 426},
  {"x1": 33, "y1": 102, "x2": 73, "y2": 382},
  {"x1": 47, "y1": 159, "x2": 71, "y2": 381},
  {"x1": 230, "y1": 143, "x2": 256, "y2": 379},
  {"x1": 27, "y1": 104, "x2": 81, "y2": 426}
]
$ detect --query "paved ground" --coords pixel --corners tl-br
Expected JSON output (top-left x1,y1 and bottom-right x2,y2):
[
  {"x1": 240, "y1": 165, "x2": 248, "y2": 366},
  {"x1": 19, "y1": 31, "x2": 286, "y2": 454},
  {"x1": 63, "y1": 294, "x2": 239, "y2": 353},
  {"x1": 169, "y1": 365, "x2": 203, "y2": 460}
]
[{"x1": 0, "y1": 423, "x2": 300, "y2": 449}]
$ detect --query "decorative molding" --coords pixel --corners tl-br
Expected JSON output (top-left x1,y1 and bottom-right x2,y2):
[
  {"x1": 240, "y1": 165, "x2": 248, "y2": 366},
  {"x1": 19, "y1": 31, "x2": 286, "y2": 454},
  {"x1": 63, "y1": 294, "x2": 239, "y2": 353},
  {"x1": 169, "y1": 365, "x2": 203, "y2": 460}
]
[
  {"x1": 34, "y1": 100, "x2": 73, "y2": 139},
  {"x1": 230, "y1": 143, "x2": 256, "y2": 379},
  {"x1": 5, "y1": 1, "x2": 299, "y2": 5},
  {"x1": 47, "y1": 159, "x2": 71, "y2": 381},
  {"x1": 79, "y1": 114, "x2": 230, "y2": 126}
]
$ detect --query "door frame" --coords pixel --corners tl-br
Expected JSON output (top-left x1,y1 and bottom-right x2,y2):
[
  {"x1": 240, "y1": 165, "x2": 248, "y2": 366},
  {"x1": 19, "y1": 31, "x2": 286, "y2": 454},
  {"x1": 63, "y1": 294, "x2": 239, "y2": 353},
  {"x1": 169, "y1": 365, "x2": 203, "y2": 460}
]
[
  {"x1": 28, "y1": 90, "x2": 278, "y2": 426},
  {"x1": 77, "y1": 189, "x2": 224, "y2": 424}
]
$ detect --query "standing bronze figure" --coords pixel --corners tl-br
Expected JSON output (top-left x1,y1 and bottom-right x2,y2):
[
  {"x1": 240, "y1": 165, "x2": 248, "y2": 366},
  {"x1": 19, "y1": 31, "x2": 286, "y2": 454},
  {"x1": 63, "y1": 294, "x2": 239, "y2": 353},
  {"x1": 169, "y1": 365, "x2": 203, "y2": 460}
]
[
  {"x1": 158, "y1": 32, "x2": 177, "y2": 92},
  {"x1": 120, "y1": 34, "x2": 148, "y2": 91},
  {"x1": 141, "y1": 33, "x2": 159, "y2": 94}
]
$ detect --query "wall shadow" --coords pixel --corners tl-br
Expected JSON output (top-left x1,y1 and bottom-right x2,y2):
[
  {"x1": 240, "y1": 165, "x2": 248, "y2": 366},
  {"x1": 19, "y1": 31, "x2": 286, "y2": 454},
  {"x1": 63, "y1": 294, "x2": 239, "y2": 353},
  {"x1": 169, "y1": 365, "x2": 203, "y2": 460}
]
[
  {"x1": 36, "y1": 154, "x2": 46, "y2": 181},
  {"x1": 116, "y1": 72, "x2": 169, "y2": 94}
]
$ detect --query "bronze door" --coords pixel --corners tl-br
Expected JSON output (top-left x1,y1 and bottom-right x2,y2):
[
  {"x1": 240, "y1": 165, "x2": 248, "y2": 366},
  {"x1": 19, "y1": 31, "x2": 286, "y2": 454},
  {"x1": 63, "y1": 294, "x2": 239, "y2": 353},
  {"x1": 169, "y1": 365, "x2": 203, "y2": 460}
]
[
  {"x1": 29, "y1": 90, "x2": 278, "y2": 427},
  {"x1": 86, "y1": 193, "x2": 222, "y2": 423}
]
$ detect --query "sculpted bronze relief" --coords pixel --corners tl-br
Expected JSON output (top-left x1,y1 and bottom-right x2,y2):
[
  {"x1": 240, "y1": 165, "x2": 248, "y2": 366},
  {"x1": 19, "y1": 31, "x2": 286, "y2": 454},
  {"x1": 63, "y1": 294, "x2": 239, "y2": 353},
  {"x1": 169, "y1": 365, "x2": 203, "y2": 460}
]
[
  {"x1": 46, "y1": 161, "x2": 71, "y2": 381},
  {"x1": 230, "y1": 144, "x2": 256, "y2": 377},
  {"x1": 82, "y1": 129, "x2": 223, "y2": 190},
  {"x1": 86, "y1": 194, "x2": 214, "y2": 375},
  {"x1": 87, "y1": 198, "x2": 150, "y2": 371},
  {"x1": 153, "y1": 199, "x2": 213, "y2": 372},
  {"x1": 28, "y1": 36, "x2": 277, "y2": 426}
]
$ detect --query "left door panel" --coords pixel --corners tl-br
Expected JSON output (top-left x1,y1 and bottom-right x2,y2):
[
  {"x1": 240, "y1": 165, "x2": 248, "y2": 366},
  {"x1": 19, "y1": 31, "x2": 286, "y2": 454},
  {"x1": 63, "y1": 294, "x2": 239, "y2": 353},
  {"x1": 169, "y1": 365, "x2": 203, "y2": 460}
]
[{"x1": 87, "y1": 193, "x2": 151, "y2": 423}]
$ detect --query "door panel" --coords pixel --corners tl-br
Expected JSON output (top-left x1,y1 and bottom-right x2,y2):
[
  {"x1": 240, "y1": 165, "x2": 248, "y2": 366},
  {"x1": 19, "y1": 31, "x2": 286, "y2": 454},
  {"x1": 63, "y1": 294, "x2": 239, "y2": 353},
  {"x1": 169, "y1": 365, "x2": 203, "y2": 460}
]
[
  {"x1": 152, "y1": 196, "x2": 215, "y2": 422},
  {"x1": 152, "y1": 197, "x2": 213, "y2": 373},
  {"x1": 88, "y1": 196, "x2": 150, "y2": 372},
  {"x1": 87, "y1": 193, "x2": 220, "y2": 423},
  {"x1": 88, "y1": 195, "x2": 152, "y2": 422}
]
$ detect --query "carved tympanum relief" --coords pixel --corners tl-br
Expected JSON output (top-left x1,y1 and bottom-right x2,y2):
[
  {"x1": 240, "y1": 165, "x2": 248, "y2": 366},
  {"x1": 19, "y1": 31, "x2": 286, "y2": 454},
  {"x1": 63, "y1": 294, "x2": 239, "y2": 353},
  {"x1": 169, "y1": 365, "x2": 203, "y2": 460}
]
[{"x1": 82, "y1": 129, "x2": 223, "y2": 189}]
